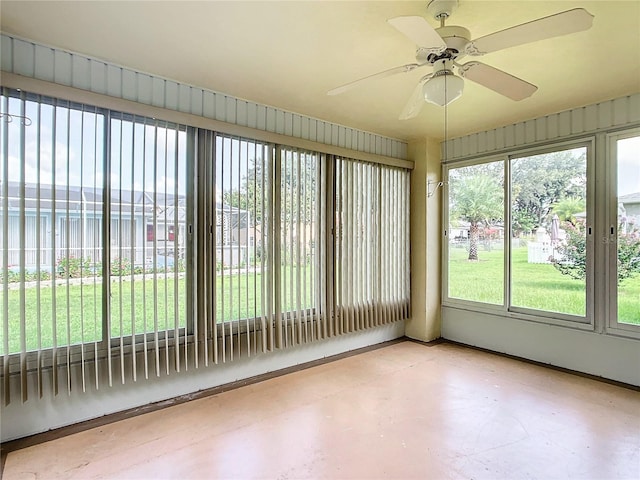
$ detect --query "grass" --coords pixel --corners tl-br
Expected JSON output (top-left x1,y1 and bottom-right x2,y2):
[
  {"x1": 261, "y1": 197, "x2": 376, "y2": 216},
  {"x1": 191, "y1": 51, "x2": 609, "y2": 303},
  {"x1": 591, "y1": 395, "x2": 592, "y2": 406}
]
[
  {"x1": 215, "y1": 265, "x2": 316, "y2": 323},
  {"x1": 448, "y1": 244, "x2": 504, "y2": 305},
  {"x1": 448, "y1": 245, "x2": 639, "y2": 322},
  {"x1": 511, "y1": 247, "x2": 585, "y2": 316},
  {"x1": 1, "y1": 276, "x2": 187, "y2": 354},
  {"x1": 1, "y1": 265, "x2": 316, "y2": 354},
  {"x1": 2, "y1": 250, "x2": 638, "y2": 354},
  {"x1": 617, "y1": 280, "x2": 640, "y2": 325}
]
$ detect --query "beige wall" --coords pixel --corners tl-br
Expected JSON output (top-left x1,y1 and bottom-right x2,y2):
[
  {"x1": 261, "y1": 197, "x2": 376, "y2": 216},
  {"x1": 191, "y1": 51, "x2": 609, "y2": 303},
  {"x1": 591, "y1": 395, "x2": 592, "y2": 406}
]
[{"x1": 406, "y1": 137, "x2": 442, "y2": 341}]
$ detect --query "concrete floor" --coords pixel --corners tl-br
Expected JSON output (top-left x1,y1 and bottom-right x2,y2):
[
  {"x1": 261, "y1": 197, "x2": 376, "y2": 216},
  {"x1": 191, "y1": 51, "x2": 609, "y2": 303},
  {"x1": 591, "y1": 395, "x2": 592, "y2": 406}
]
[{"x1": 4, "y1": 341, "x2": 640, "y2": 479}]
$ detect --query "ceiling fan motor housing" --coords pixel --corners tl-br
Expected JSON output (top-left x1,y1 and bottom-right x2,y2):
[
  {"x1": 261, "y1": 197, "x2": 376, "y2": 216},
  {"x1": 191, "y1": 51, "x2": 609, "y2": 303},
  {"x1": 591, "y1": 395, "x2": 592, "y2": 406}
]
[
  {"x1": 416, "y1": 24, "x2": 470, "y2": 64},
  {"x1": 427, "y1": 0, "x2": 459, "y2": 20},
  {"x1": 436, "y1": 25, "x2": 470, "y2": 54}
]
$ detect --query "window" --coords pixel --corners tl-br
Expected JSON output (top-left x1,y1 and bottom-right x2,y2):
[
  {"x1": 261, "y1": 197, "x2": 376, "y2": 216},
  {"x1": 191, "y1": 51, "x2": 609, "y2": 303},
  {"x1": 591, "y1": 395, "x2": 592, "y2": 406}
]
[
  {"x1": 445, "y1": 143, "x2": 592, "y2": 324},
  {"x1": 0, "y1": 92, "x2": 193, "y2": 375},
  {"x1": 1, "y1": 88, "x2": 411, "y2": 402},
  {"x1": 510, "y1": 146, "x2": 588, "y2": 319},
  {"x1": 446, "y1": 161, "x2": 504, "y2": 305},
  {"x1": 212, "y1": 135, "x2": 272, "y2": 337},
  {"x1": 108, "y1": 114, "x2": 190, "y2": 376},
  {"x1": 444, "y1": 129, "x2": 640, "y2": 336},
  {"x1": 197, "y1": 135, "x2": 329, "y2": 358},
  {"x1": 1, "y1": 93, "x2": 106, "y2": 354},
  {"x1": 279, "y1": 147, "x2": 322, "y2": 345},
  {"x1": 609, "y1": 132, "x2": 640, "y2": 331}
]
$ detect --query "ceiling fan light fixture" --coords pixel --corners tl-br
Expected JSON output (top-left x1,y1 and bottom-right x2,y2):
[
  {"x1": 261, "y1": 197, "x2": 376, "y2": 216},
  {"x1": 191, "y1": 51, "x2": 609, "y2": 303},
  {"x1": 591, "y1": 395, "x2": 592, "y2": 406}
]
[{"x1": 423, "y1": 70, "x2": 464, "y2": 106}]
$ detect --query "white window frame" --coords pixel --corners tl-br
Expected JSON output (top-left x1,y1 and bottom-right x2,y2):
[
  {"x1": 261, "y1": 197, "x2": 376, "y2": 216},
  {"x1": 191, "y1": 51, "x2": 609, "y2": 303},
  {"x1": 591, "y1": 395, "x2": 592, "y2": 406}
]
[
  {"x1": 606, "y1": 127, "x2": 640, "y2": 338},
  {"x1": 442, "y1": 138, "x2": 596, "y2": 331},
  {"x1": 442, "y1": 154, "x2": 508, "y2": 315},
  {"x1": 506, "y1": 139, "x2": 595, "y2": 327}
]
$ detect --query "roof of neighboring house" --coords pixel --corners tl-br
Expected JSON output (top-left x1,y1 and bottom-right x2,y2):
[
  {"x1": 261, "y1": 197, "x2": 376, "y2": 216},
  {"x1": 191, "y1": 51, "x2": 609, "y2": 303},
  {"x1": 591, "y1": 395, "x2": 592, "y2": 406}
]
[
  {"x1": 216, "y1": 205, "x2": 250, "y2": 229},
  {"x1": 4, "y1": 181, "x2": 187, "y2": 210},
  {"x1": 4, "y1": 182, "x2": 254, "y2": 225},
  {"x1": 619, "y1": 192, "x2": 640, "y2": 204}
]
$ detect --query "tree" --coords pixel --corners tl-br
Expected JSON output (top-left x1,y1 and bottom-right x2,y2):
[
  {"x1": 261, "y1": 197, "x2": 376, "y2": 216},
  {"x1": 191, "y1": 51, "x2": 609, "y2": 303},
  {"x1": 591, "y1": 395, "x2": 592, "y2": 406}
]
[
  {"x1": 616, "y1": 234, "x2": 640, "y2": 283},
  {"x1": 222, "y1": 158, "x2": 266, "y2": 226},
  {"x1": 551, "y1": 197, "x2": 585, "y2": 225},
  {"x1": 512, "y1": 209, "x2": 537, "y2": 237},
  {"x1": 511, "y1": 150, "x2": 586, "y2": 232},
  {"x1": 279, "y1": 151, "x2": 318, "y2": 225},
  {"x1": 222, "y1": 153, "x2": 318, "y2": 228},
  {"x1": 450, "y1": 174, "x2": 503, "y2": 261}
]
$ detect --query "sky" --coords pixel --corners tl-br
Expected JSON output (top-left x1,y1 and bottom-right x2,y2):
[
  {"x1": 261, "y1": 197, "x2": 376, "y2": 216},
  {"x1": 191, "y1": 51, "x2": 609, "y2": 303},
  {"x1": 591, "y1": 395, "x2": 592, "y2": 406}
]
[
  {"x1": 5, "y1": 97, "x2": 187, "y2": 196},
  {"x1": 617, "y1": 136, "x2": 640, "y2": 197}
]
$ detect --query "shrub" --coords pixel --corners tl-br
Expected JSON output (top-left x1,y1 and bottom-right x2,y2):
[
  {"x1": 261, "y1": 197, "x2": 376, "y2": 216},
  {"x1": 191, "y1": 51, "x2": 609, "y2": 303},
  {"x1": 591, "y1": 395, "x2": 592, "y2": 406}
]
[
  {"x1": 110, "y1": 257, "x2": 132, "y2": 276},
  {"x1": 176, "y1": 258, "x2": 186, "y2": 273},
  {"x1": 0, "y1": 270, "x2": 20, "y2": 284},
  {"x1": 57, "y1": 256, "x2": 90, "y2": 278},
  {"x1": 1, "y1": 269, "x2": 53, "y2": 284},
  {"x1": 91, "y1": 263, "x2": 103, "y2": 277},
  {"x1": 24, "y1": 270, "x2": 51, "y2": 282},
  {"x1": 617, "y1": 233, "x2": 640, "y2": 283},
  {"x1": 553, "y1": 225, "x2": 586, "y2": 280},
  {"x1": 554, "y1": 224, "x2": 640, "y2": 284}
]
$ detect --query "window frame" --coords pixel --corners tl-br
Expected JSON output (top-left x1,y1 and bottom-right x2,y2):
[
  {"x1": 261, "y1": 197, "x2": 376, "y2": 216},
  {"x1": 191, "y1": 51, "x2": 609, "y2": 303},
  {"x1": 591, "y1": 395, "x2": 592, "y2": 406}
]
[
  {"x1": 606, "y1": 128, "x2": 640, "y2": 338},
  {"x1": 442, "y1": 154, "x2": 507, "y2": 313},
  {"x1": 506, "y1": 139, "x2": 595, "y2": 326},
  {"x1": 0, "y1": 90, "x2": 196, "y2": 364},
  {"x1": 443, "y1": 138, "x2": 596, "y2": 331}
]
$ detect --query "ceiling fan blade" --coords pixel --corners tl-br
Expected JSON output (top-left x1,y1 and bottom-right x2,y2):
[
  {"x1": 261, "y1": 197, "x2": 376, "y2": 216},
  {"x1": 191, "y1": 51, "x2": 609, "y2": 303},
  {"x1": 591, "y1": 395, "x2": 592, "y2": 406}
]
[
  {"x1": 399, "y1": 75, "x2": 432, "y2": 120},
  {"x1": 327, "y1": 63, "x2": 424, "y2": 96},
  {"x1": 465, "y1": 8, "x2": 594, "y2": 56},
  {"x1": 387, "y1": 16, "x2": 446, "y2": 52},
  {"x1": 458, "y1": 62, "x2": 537, "y2": 101}
]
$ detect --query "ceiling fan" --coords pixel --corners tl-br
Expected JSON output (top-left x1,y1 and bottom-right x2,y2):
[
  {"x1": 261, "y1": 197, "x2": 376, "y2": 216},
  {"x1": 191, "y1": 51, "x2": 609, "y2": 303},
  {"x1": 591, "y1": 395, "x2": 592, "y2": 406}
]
[{"x1": 327, "y1": 0, "x2": 594, "y2": 119}]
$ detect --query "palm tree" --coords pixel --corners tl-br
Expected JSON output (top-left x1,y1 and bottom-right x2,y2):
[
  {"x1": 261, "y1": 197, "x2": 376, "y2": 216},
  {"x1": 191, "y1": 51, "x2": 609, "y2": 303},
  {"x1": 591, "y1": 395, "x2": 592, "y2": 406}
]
[
  {"x1": 451, "y1": 175, "x2": 503, "y2": 261},
  {"x1": 551, "y1": 197, "x2": 585, "y2": 225}
]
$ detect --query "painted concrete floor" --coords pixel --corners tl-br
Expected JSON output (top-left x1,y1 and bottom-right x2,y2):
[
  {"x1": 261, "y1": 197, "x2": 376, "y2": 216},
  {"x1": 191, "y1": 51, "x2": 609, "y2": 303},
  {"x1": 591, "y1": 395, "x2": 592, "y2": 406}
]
[{"x1": 4, "y1": 341, "x2": 640, "y2": 479}]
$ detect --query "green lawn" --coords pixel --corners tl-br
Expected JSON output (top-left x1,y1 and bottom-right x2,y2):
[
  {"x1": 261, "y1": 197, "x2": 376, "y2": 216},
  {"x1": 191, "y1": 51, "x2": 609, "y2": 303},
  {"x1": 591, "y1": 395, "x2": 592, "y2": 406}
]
[
  {"x1": 448, "y1": 245, "x2": 640, "y2": 322},
  {"x1": 448, "y1": 244, "x2": 504, "y2": 305},
  {"x1": 1, "y1": 276, "x2": 186, "y2": 354},
  {"x1": 1, "y1": 266, "x2": 316, "y2": 354},
  {"x1": 215, "y1": 265, "x2": 316, "y2": 323},
  {"x1": 3, "y1": 250, "x2": 638, "y2": 355}
]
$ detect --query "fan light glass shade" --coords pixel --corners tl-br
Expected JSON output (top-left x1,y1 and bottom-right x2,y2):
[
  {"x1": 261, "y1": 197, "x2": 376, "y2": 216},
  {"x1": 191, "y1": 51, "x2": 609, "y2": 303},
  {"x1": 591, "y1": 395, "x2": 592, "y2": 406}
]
[{"x1": 423, "y1": 72, "x2": 464, "y2": 106}]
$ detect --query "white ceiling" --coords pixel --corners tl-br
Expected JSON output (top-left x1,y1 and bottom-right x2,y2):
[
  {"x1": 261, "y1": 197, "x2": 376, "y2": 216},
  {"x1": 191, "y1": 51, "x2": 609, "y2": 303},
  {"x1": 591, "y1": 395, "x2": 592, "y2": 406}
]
[{"x1": 2, "y1": 1, "x2": 639, "y2": 142}]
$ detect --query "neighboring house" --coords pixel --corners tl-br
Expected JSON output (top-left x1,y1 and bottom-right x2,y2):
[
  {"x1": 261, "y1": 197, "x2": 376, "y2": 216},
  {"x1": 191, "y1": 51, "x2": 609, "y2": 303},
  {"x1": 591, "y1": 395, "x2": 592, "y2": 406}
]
[
  {"x1": 448, "y1": 221, "x2": 504, "y2": 244},
  {"x1": 1, "y1": 181, "x2": 254, "y2": 269},
  {"x1": 549, "y1": 205, "x2": 633, "y2": 228},
  {"x1": 619, "y1": 192, "x2": 640, "y2": 231}
]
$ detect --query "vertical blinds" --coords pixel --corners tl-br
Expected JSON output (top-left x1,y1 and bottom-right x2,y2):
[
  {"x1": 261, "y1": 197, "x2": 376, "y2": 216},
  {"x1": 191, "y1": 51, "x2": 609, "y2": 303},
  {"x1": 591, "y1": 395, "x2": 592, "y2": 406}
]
[
  {"x1": 107, "y1": 113, "x2": 191, "y2": 384},
  {"x1": 277, "y1": 147, "x2": 327, "y2": 347},
  {"x1": 196, "y1": 135, "x2": 330, "y2": 364},
  {"x1": 333, "y1": 158, "x2": 411, "y2": 335},
  {"x1": 0, "y1": 90, "x2": 194, "y2": 401},
  {"x1": 0, "y1": 88, "x2": 410, "y2": 403}
]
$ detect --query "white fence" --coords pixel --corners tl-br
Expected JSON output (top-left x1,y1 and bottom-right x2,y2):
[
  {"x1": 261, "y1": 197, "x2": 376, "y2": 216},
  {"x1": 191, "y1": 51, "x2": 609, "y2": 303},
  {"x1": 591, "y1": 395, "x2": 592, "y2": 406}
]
[{"x1": 527, "y1": 243, "x2": 565, "y2": 264}]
